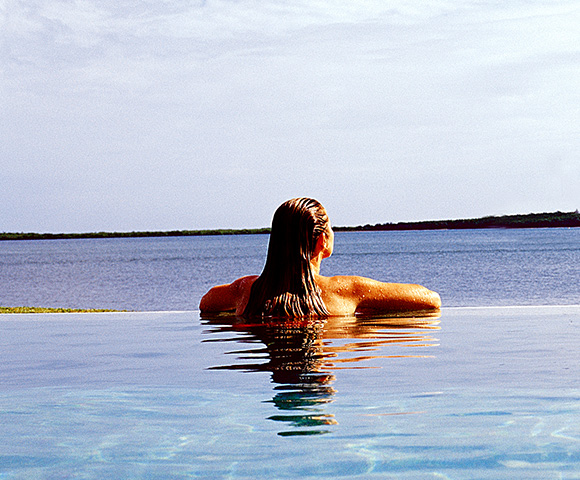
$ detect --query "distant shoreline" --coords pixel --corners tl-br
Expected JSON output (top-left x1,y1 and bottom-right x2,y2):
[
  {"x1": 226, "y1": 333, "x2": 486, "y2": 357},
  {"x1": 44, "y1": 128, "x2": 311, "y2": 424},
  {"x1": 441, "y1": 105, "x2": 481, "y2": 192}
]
[
  {"x1": 1, "y1": 211, "x2": 578, "y2": 241},
  {"x1": 336, "y1": 211, "x2": 580, "y2": 232}
]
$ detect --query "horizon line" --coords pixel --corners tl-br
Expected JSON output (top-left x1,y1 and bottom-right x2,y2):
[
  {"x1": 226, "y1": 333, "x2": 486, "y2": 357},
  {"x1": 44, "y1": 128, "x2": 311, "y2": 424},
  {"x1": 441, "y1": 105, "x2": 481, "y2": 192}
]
[{"x1": 1, "y1": 210, "x2": 578, "y2": 239}]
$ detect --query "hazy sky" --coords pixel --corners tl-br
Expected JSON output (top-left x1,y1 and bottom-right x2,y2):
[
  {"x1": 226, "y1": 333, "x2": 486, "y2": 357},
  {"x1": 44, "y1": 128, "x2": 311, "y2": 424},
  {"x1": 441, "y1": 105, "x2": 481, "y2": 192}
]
[{"x1": 2, "y1": 0, "x2": 579, "y2": 232}]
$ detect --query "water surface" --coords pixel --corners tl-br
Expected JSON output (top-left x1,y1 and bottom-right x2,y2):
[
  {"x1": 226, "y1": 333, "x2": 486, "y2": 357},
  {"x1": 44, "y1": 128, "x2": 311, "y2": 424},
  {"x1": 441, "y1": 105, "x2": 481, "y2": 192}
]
[
  {"x1": 1, "y1": 228, "x2": 579, "y2": 310},
  {"x1": 1, "y1": 307, "x2": 578, "y2": 478},
  {"x1": 1, "y1": 228, "x2": 578, "y2": 478}
]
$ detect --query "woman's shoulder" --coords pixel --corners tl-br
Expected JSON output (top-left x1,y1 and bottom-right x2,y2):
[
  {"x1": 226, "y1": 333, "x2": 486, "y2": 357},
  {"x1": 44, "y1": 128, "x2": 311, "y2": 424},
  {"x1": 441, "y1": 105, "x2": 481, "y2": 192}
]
[
  {"x1": 316, "y1": 274, "x2": 384, "y2": 302},
  {"x1": 200, "y1": 275, "x2": 258, "y2": 313},
  {"x1": 316, "y1": 274, "x2": 373, "y2": 291},
  {"x1": 316, "y1": 274, "x2": 441, "y2": 313},
  {"x1": 314, "y1": 275, "x2": 363, "y2": 315},
  {"x1": 232, "y1": 275, "x2": 259, "y2": 289},
  {"x1": 232, "y1": 275, "x2": 259, "y2": 315}
]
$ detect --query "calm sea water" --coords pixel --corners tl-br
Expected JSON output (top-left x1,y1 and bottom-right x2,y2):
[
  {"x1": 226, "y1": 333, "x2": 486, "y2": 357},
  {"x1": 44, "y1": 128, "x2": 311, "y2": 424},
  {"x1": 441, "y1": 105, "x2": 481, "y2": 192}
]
[{"x1": 1, "y1": 228, "x2": 579, "y2": 310}]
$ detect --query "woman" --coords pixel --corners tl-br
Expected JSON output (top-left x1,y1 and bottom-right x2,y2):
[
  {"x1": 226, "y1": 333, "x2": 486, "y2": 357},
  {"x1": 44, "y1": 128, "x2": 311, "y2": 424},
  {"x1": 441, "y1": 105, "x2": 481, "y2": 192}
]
[{"x1": 200, "y1": 198, "x2": 441, "y2": 317}]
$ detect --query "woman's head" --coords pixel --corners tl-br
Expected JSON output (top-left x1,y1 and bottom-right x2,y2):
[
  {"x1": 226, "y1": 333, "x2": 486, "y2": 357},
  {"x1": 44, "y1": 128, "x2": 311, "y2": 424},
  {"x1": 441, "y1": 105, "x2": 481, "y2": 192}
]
[
  {"x1": 243, "y1": 198, "x2": 331, "y2": 318},
  {"x1": 269, "y1": 197, "x2": 330, "y2": 265}
]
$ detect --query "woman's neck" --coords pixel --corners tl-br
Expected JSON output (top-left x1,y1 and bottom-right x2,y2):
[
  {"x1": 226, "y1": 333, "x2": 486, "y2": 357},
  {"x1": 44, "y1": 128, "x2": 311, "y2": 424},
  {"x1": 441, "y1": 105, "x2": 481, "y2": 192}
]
[{"x1": 310, "y1": 254, "x2": 323, "y2": 276}]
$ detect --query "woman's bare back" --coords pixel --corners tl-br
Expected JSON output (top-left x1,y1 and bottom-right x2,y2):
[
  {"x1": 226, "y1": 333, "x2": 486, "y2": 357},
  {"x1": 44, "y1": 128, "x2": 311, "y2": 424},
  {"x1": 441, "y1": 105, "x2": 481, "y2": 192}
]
[
  {"x1": 200, "y1": 274, "x2": 441, "y2": 316},
  {"x1": 200, "y1": 198, "x2": 440, "y2": 317}
]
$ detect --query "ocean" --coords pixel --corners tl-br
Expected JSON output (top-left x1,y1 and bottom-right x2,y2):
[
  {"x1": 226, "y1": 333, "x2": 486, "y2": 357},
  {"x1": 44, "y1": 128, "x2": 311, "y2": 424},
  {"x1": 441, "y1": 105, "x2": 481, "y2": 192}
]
[{"x1": 1, "y1": 228, "x2": 578, "y2": 310}]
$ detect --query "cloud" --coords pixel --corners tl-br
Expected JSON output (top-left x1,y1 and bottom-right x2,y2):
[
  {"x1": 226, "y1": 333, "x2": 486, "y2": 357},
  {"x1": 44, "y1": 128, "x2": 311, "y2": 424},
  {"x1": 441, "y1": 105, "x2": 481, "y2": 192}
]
[{"x1": 1, "y1": 0, "x2": 579, "y2": 231}]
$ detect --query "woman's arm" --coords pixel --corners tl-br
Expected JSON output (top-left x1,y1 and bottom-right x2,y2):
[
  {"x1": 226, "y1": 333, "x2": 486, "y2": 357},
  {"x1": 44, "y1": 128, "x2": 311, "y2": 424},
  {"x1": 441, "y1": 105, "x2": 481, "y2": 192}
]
[
  {"x1": 321, "y1": 275, "x2": 440, "y2": 314},
  {"x1": 199, "y1": 275, "x2": 258, "y2": 313},
  {"x1": 353, "y1": 276, "x2": 441, "y2": 312}
]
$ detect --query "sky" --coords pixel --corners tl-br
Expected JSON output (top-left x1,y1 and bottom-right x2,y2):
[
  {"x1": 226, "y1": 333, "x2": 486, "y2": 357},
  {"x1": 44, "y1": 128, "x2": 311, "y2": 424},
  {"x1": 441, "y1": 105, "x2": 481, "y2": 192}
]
[{"x1": 2, "y1": 0, "x2": 579, "y2": 232}]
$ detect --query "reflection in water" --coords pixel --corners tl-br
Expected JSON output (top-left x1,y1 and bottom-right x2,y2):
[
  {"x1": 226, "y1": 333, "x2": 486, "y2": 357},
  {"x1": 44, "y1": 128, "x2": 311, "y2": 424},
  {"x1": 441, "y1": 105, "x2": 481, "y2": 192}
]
[{"x1": 201, "y1": 312, "x2": 440, "y2": 436}]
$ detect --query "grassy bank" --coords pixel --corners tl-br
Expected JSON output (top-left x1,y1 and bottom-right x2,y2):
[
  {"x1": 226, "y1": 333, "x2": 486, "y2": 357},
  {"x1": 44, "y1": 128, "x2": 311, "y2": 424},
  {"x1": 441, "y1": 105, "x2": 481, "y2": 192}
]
[{"x1": 0, "y1": 306, "x2": 125, "y2": 314}]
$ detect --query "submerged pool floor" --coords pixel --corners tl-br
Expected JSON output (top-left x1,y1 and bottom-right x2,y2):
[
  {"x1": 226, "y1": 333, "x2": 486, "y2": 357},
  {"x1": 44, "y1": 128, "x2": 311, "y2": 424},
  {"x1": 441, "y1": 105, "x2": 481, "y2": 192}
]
[{"x1": 1, "y1": 306, "x2": 579, "y2": 479}]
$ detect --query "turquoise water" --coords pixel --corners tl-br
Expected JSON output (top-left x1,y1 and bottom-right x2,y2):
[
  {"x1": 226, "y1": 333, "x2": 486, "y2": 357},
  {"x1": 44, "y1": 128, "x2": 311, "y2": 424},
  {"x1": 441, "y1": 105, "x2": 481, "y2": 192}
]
[{"x1": 1, "y1": 306, "x2": 579, "y2": 479}]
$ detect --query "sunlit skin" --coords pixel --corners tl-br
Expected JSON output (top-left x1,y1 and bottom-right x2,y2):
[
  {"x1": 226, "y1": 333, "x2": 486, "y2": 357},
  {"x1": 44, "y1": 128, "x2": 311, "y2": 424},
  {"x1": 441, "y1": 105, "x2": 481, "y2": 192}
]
[{"x1": 200, "y1": 210, "x2": 441, "y2": 316}]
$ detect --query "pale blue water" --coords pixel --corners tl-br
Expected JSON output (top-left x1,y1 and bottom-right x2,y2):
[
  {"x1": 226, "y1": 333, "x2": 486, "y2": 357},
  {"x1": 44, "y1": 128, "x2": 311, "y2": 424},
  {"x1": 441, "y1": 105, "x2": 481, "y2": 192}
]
[
  {"x1": 0, "y1": 229, "x2": 579, "y2": 478},
  {"x1": 0, "y1": 307, "x2": 579, "y2": 478},
  {"x1": 1, "y1": 228, "x2": 579, "y2": 310}
]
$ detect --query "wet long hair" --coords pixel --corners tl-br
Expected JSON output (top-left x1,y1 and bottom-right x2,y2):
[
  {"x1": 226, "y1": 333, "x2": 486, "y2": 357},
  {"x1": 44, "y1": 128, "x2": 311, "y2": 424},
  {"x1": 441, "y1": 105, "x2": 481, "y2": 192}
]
[{"x1": 243, "y1": 198, "x2": 330, "y2": 318}]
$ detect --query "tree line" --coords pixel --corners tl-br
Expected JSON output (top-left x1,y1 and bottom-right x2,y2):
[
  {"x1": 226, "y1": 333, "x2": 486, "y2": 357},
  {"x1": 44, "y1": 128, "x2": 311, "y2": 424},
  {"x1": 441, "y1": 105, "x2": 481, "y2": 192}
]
[{"x1": 1, "y1": 211, "x2": 578, "y2": 241}]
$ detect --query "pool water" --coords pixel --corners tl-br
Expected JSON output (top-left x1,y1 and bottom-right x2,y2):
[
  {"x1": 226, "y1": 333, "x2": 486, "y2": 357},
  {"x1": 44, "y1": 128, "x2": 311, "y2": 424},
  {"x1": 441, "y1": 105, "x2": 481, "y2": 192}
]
[{"x1": 1, "y1": 306, "x2": 579, "y2": 479}]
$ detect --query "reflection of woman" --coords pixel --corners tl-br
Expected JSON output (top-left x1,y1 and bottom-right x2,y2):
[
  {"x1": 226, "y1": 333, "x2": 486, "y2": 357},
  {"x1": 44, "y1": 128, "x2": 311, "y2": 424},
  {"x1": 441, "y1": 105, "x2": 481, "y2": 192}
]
[
  {"x1": 202, "y1": 312, "x2": 441, "y2": 435},
  {"x1": 200, "y1": 198, "x2": 441, "y2": 317}
]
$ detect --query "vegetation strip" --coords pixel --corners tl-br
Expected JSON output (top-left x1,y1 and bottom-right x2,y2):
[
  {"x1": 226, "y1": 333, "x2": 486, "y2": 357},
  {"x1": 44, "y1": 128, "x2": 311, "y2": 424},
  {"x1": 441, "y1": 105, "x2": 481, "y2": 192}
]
[
  {"x1": 338, "y1": 211, "x2": 580, "y2": 232},
  {"x1": 0, "y1": 228, "x2": 271, "y2": 241},
  {"x1": 1, "y1": 211, "x2": 578, "y2": 241},
  {"x1": 0, "y1": 306, "x2": 124, "y2": 314}
]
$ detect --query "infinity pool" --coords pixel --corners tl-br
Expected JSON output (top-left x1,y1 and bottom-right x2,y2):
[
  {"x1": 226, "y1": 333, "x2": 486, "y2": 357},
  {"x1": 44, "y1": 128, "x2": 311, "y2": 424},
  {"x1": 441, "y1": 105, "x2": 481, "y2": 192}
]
[{"x1": 1, "y1": 306, "x2": 578, "y2": 479}]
